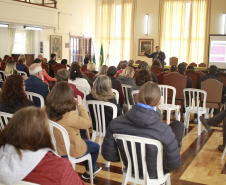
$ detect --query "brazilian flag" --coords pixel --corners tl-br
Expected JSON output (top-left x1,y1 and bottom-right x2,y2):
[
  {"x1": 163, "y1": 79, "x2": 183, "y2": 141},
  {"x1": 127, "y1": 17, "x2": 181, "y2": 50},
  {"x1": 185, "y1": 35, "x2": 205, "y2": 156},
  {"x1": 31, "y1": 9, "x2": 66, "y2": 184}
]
[
  {"x1": 99, "y1": 44, "x2": 104, "y2": 68},
  {"x1": 93, "y1": 53, "x2": 96, "y2": 65}
]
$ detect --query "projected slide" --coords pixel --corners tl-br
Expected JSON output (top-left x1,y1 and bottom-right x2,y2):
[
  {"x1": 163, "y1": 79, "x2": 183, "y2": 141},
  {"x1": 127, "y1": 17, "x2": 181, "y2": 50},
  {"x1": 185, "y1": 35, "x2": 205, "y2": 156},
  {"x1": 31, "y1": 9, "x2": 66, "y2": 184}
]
[{"x1": 209, "y1": 35, "x2": 226, "y2": 69}]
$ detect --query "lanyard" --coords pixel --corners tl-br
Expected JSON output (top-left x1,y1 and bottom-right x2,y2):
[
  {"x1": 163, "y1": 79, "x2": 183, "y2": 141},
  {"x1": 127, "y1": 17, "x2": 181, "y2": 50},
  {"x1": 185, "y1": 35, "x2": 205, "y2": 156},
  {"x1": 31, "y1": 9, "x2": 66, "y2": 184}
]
[{"x1": 137, "y1": 103, "x2": 155, "y2": 111}]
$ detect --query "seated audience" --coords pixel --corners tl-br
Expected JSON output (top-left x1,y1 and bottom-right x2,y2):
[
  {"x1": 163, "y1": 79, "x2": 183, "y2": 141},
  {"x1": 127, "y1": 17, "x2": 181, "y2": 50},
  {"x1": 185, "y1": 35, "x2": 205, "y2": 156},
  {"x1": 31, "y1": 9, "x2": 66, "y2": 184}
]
[
  {"x1": 81, "y1": 57, "x2": 90, "y2": 72},
  {"x1": 117, "y1": 61, "x2": 127, "y2": 74},
  {"x1": 42, "y1": 58, "x2": 48, "y2": 64},
  {"x1": 33, "y1": 58, "x2": 56, "y2": 87},
  {"x1": 56, "y1": 69, "x2": 84, "y2": 99},
  {"x1": 117, "y1": 66, "x2": 135, "y2": 86},
  {"x1": 69, "y1": 62, "x2": 91, "y2": 95},
  {"x1": 107, "y1": 66, "x2": 125, "y2": 106},
  {"x1": 170, "y1": 65, "x2": 177, "y2": 72},
  {"x1": 178, "y1": 63, "x2": 192, "y2": 88},
  {"x1": 102, "y1": 82, "x2": 183, "y2": 178},
  {"x1": 92, "y1": 65, "x2": 108, "y2": 84},
  {"x1": 0, "y1": 75, "x2": 34, "y2": 114},
  {"x1": 25, "y1": 64, "x2": 49, "y2": 107},
  {"x1": 128, "y1": 59, "x2": 134, "y2": 66},
  {"x1": 87, "y1": 63, "x2": 98, "y2": 74},
  {"x1": 0, "y1": 106, "x2": 86, "y2": 185},
  {"x1": 61, "y1": 59, "x2": 68, "y2": 65},
  {"x1": 187, "y1": 65, "x2": 195, "y2": 70},
  {"x1": 48, "y1": 53, "x2": 57, "y2": 77},
  {"x1": 141, "y1": 62, "x2": 158, "y2": 83},
  {"x1": 86, "y1": 75, "x2": 122, "y2": 130},
  {"x1": 18, "y1": 54, "x2": 25, "y2": 61},
  {"x1": 38, "y1": 54, "x2": 43, "y2": 60},
  {"x1": 152, "y1": 59, "x2": 162, "y2": 68},
  {"x1": 4, "y1": 60, "x2": 18, "y2": 75},
  {"x1": 16, "y1": 58, "x2": 29, "y2": 76},
  {"x1": 45, "y1": 82, "x2": 101, "y2": 180}
]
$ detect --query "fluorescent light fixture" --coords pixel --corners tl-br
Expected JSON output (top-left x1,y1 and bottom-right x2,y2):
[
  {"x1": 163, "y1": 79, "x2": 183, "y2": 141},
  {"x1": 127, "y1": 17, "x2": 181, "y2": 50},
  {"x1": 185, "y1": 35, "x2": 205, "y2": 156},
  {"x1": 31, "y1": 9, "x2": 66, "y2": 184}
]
[
  {"x1": 0, "y1": 24, "x2": 8, "y2": 28},
  {"x1": 223, "y1": 13, "x2": 226, "y2": 35},
  {"x1": 145, "y1": 14, "x2": 149, "y2": 35},
  {"x1": 24, "y1": 26, "x2": 42, "y2": 31}
]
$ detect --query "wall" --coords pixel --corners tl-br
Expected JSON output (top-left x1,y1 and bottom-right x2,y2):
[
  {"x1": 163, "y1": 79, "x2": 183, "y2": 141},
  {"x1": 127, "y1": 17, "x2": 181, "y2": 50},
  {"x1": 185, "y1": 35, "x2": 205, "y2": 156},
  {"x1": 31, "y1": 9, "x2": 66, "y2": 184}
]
[{"x1": 0, "y1": 28, "x2": 8, "y2": 59}]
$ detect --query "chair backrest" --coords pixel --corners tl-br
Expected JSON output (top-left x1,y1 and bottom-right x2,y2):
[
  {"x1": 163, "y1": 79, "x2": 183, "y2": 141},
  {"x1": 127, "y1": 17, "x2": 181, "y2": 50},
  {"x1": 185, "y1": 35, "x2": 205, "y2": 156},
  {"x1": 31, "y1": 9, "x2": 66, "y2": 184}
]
[
  {"x1": 183, "y1": 88, "x2": 207, "y2": 110},
  {"x1": 48, "y1": 120, "x2": 73, "y2": 162},
  {"x1": 41, "y1": 62, "x2": 49, "y2": 74},
  {"x1": 13, "y1": 181, "x2": 40, "y2": 185},
  {"x1": 4, "y1": 73, "x2": 11, "y2": 80},
  {"x1": 113, "y1": 134, "x2": 165, "y2": 182},
  {"x1": 131, "y1": 90, "x2": 139, "y2": 105},
  {"x1": 112, "y1": 89, "x2": 119, "y2": 104},
  {"x1": 181, "y1": 62, "x2": 188, "y2": 66},
  {"x1": 156, "y1": 72, "x2": 167, "y2": 85},
  {"x1": 216, "y1": 72, "x2": 226, "y2": 86},
  {"x1": 189, "y1": 62, "x2": 197, "y2": 67},
  {"x1": 158, "y1": 85, "x2": 176, "y2": 107},
  {"x1": 163, "y1": 72, "x2": 187, "y2": 100},
  {"x1": 201, "y1": 79, "x2": 223, "y2": 104},
  {"x1": 196, "y1": 70, "x2": 206, "y2": 77},
  {"x1": 18, "y1": 71, "x2": 27, "y2": 76},
  {"x1": 169, "y1": 57, "x2": 178, "y2": 66},
  {"x1": 81, "y1": 65, "x2": 87, "y2": 73},
  {"x1": 151, "y1": 66, "x2": 164, "y2": 76},
  {"x1": 52, "y1": 63, "x2": 66, "y2": 76},
  {"x1": 198, "y1": 63, "x2": 206, "y2": 67},
  {"x1": 25, "y1": 91, "x2": 45, "y2": 108},
  {"x1": 121, "y1": 84, "x2": 132, "y2": 108},
  {"x1": 135, "y1": 60, "x2": 142, "y2": 64},
  {"x1": 0, "y1": 111, "x2": 13, "y2": 131},
  {"x1": 86, "y1": 100, "x2": 117, "y2": 137},
  {"x1": 185, "y1": 69, "x2": 200, "y2": 88},
  {"x1": 84, "y1": 71, "x2": 95, "y2": 82},
  {"x1": 0, "y1": 70, "x2": 5, "y2": 81}
]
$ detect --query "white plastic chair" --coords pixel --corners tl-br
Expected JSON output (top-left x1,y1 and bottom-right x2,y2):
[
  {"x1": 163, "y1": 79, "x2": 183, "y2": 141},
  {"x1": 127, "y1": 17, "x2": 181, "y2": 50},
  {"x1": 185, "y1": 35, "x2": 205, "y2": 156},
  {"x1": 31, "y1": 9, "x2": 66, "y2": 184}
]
[
  {"x1": 131, "y1": 90, "x2": 139, "y2": 105},
  {"x1": 221, "y1": 146, "x2": 226, "y2": 160},
  {"x1": 25, "y1": 91, "x2": 45, "y2": 108},
  {"x1": 0, "y1": 70, "x2": 5, "y2": 81},
  {"x1": 121, "y1": 84, "x2": 132, "y2": 111},
  {"x1": 113, "y1": 134, "x2": 171, "y2": 185},
  {"x1": 0, "y1": 111, "x2": 13, "y2": 131},
  {"x1": 158, "y1": 85, "x2": 180, "y2": 125},
  {"x1": 112, "y1": 89, "x2": 119, "y2": 104},
  {"x1": 86, "y1": 100, "x2": 117, "y2": 167},
  {"x1": 48, "y1": 120, "x2": 93, "y2": 185},
  {"x1": 3, "y1": 73, "x2": 11, "y2": 80},
  {"x1": 0, "y1": 181, "x2": 40, "y2": 185},
  {"x1": 183, "y1": 88, "x2": 207, "y2": 135},
  {"x1": 18, "y1": 71, "x2": 27, "y2": 76}
]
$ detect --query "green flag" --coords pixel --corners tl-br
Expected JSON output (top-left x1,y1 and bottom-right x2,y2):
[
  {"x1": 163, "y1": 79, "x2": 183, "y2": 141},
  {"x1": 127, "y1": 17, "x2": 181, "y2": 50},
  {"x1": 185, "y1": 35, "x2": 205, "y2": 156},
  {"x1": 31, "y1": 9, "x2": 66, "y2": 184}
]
[
  {"x1": 99, "y1": 44, "x2": 104, "y2": 68},
  {"x1": 93, "y1": 53, "x2": 96, "y2": 65}
]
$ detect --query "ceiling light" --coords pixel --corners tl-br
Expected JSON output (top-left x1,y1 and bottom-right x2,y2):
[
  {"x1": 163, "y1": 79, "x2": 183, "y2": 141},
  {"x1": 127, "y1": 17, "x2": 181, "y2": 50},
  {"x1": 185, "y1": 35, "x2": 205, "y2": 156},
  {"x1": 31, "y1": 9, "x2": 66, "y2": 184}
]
[
  {"x1": 0, "y1": 24, "x2": 8, "y2": 28},
  {"x1": 24, "y1": 26, "x2": 42, "y2": 31}
]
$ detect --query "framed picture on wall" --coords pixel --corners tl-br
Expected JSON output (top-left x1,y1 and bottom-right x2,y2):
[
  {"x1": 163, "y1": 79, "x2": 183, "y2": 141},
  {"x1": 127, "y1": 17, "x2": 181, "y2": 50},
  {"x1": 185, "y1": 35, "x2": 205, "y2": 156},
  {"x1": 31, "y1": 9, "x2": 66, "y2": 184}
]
[
  {"x1": 50, "y1": 35, "x2": 62, "y2": 60},
  {"x1": 138, "y1": 39, "x2": 154, "y2": 56}
]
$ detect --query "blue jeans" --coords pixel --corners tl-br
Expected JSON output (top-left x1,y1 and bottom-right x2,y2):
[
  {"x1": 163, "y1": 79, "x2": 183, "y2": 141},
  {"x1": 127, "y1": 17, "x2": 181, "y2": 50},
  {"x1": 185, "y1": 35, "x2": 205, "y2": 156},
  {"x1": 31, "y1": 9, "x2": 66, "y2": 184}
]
[{"x1": 62, "y1": 139, "x2": 100, "y2": 172}]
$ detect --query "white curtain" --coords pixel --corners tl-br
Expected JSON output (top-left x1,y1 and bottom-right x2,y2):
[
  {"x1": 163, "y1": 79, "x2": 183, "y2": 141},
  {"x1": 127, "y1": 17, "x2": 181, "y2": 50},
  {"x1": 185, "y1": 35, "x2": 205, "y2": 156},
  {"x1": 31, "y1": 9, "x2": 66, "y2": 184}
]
[
  {"x1": 25, "y1": 30, "x2": 34, "y2": 54},
  {"x1": 8, "y1": 28, "x2": 16, "y2": 55}
]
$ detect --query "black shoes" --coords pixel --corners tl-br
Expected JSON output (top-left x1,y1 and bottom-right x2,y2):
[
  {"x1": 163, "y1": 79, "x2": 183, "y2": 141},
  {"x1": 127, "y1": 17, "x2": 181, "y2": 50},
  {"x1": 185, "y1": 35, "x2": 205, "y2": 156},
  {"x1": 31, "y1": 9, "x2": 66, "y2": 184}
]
[
  {"x1": 218, "y1": 145, "x2": 225, "y2": 152},
  {"x1": 199, "y1": 116, "x2": 211, "y2": 130},
  {"x1": 81, "y1": 166, "x2": 102, "y2": 180}
]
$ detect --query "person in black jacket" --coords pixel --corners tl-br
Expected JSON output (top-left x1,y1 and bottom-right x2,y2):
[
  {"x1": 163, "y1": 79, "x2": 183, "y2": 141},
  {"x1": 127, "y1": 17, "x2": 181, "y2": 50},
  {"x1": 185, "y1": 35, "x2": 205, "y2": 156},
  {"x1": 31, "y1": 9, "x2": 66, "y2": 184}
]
[
  {"x1": 86, "y1": 75, "x2": 122, "y2": 132},
  {"x1": 178, "y1": 63, "x2": 192, "y2": 88},
  {"x1": 48, "y1": 54, "x2": 57, "y2": 77},
  {"x1": 102, "y1": 82, "x2": 184, "y2": 178},
  {"x1": 143, "y1": 46, "x2": 166, "y2": 68}
]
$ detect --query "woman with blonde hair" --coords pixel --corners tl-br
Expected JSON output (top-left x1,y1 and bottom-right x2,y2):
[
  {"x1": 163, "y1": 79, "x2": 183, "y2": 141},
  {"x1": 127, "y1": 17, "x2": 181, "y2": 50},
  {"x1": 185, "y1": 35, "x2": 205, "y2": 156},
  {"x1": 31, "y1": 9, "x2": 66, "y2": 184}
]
[
  {"x1": 117, "y1": 66, "x2": 135, "y2": 86},
  {"x1": 0, "y1": 106, "x2": 86, "y2": 185},
  {"x1": 87, "y1": 63, "x2": 98, "y2": 74},
  {"x1": 4, "y1": 60, "x2": 18, "y2": 75},
  {"x1": 92, "y1": 65, "x2": 108, "y2": 85},
  {"x1": 86, "y1": 75, "x2": 122, "y2": 130}
]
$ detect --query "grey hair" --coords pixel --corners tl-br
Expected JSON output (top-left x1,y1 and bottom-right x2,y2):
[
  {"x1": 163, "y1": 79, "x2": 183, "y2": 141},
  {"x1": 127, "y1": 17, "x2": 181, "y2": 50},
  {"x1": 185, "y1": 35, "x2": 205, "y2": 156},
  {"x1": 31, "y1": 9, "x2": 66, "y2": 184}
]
[{"x1": 29, "y1": 64, "x2": 42, "y2": 76}]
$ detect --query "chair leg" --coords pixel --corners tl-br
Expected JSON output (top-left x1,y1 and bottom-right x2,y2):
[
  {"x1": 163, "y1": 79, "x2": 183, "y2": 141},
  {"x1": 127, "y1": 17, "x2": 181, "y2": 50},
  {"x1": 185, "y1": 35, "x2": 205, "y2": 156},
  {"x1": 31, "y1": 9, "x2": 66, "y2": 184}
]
[
  {"x1": 197, "y1": 112, "x2": 202, "y2": 135},
  {"x1": 105, "y1": 161, "x2": 110, "y2": 167},
  {"x1": 122, "y1": 172, "x2": 127, "y2": 185},
  {"x1": 91, "y1": 131, "x2": 96, "y2": 142},
  {"x1": 166, "y1": 174, "x2": 171, "y2": 185},
  {"x1": 87, "y1": 156, "x2": 93, "y2": 185},
  {"x1": 72, "y1": 163, "x2": 75, "y2": 170},
  {"x1": 221, "y1": 146, "x2": 226, "y2": 160},
  {"x1": 167, "y1": 110, "x2": 171, "y2": 125}
]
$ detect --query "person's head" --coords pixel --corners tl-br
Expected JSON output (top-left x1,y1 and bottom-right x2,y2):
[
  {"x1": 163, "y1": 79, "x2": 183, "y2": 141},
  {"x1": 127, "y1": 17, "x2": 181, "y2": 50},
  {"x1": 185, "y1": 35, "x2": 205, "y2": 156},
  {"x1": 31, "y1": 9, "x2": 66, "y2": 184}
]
[
  {"x1": 107, "y1": 66, "x2": 117, "y2": 77},
  {"x1": 138, "y1": 61, "x2": 145, "y2": 69},
  {"x1": 46, "y1": 82, "x2": 76, "y2": 121},
  {"x1": 56, "y1": 69, "x2": 70, "y2": 83},
  {"x1": 120, "y1": 66, "x2": 135, "y2": 78},
  {"x1": 18, "y1": 58, "x2": 26, "y2": 65},
  {"x1": 187, "y1": 65, "x2": 195, "y2": 70},
  {"x1": 5, "y1": 60, "x2": 17, "y2": 75},
  {"x1": 152, "y1": 60, "x2": 162, "y2": 68},
  {"x1": 128, "y1": 60, "x2": 134, "y2": 66},
  {"x1": 70, "y1": 62, "x2": 83, "y2": 80},
  {"x1": 1, "y1": 74, "x2": 27, "y2": 106},
  {"x1": 0, "y1": 107, "x2": 54, "y2": 158},
  {"x1": 120, "y1": 62, "x2": 127, "y2": 70},
  {"x1": 6, "y1": 57, "x2": 14, "y2": 63},
  {"x1": 97, "y1": 65, "x2": 108, "y2": 75},
  {"x1": 141, "y1": 62, "x2": 150, "y2": 71},
  {"x1": 155, "y1": 46, "x2": 160, "y2": 53},
  {"x1": 84, "y1": 57, "x2": 90, "y2": 65},
  {"x1": 18, "y1": 54, "x2": 25, "y2": 61},
  {"x1": 137, "y1": 82, "x2": 161, "y2": 107},
  {"x1": 135, "y1": 69, "x2": 152, "y2": 86},
  {"x1": 170, "y1": 65, "x2": 177, "y2": 72},
  {"x1": 42, "y1": 58, "x2": 48, "y2": 64},
  {"x1": 38, "y1": 54, "x2": 43, "y2": 60},
  {"x1": 178, "y1": 63, "x2": 186, "y2": 75},
  {"x1": 33, "y1": 58, "x2": 42, "y2": 65},
  {"x1": 61, "y1": 59, "x2": 68, "y2": 65},
  {"x1": 87, "y1": 63, "x2": 96, "y2": 71},
  {"x1": 209, "y1": 65, "x2": 218, "y2": 74},
  {"x1": 3, "y1": 55, "x2": 9, "y2": 61},
  {"x1": 29, "y1": 63, "x2": 42, "y2": 78},
  {"x1": 51, "y1": 53, "x2": 56, "y2": 60},
  {"x1": 92, "y1": 75, "x2": 115, "y2": 101}
]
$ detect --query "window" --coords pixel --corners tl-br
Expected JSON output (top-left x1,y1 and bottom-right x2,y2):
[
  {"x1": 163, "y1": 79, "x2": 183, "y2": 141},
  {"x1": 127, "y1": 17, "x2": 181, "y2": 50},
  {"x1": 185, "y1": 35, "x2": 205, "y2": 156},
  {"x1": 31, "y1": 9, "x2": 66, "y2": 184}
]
[{"x1": 12, "y1": 30, "x2": 26, "y2": 54}]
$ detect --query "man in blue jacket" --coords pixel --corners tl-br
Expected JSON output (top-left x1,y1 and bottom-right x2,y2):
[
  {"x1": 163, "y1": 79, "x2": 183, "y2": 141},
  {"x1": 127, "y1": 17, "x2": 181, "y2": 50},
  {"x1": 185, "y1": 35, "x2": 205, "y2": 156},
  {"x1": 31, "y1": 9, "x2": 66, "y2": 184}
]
[{"x1": 25, "y1": 63, "x2": 49, "y2": 107}]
